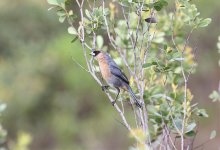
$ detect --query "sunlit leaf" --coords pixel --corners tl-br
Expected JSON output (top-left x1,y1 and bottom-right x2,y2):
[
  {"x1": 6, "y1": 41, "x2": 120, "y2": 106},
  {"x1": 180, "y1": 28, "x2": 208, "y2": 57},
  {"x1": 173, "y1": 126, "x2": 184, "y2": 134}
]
[
  {"x1": 85, "y1": 9, "x2": 91, "y2": 19},
  {"x1": 198, "y1": 18, "x2": 212, "y2": 27},
  {"x1": 68, "y1": 26, "x2": 78, "y2": 35},
  {"x1": 197, "y1": 109, "x2": 209, "y2": 117},
  {"x1": 59, "y1": 16, "x2": 66, "y2": 23},
  {"x1": 209, "y1": 91, "x2": 220, "y2": 102},
  {"x1": 210, "y1": 130, "x2": 216, "y2": 139},
  {"x1": 47, "y1": 0, "x2": 59, "y2": 5},
  {"x1": 185, "y1": 122, "x2": 196, "y2": 133},
  {"x1": 57, "y1": 11, "x2": 66, "y2": 16},
  {"x1": 0, "y1": 103, "x2": 7, "y2": 112}
]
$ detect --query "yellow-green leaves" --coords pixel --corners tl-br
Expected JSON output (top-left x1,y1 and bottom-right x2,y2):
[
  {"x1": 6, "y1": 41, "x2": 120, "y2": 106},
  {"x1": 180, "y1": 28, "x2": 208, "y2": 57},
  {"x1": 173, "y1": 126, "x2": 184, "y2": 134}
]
[
  {"x1": 130, "y1": 128, "x2": 148, "y2": 143},
  {"x1": 11, "y1": 131, "x2": 32, "y2": 150},
  {"x1": 177, "y1": 2, "x2": 212, "y2": 28},
  {"x1": 84, "y1": 7, "x2": 107, "y2": 33}
]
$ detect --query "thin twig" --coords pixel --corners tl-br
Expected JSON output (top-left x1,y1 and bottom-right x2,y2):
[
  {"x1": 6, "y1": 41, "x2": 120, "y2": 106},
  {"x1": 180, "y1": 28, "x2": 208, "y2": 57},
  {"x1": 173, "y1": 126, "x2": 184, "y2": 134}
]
[{"x1": 71, "y1": 56, "x2": 90, "y2": 72}]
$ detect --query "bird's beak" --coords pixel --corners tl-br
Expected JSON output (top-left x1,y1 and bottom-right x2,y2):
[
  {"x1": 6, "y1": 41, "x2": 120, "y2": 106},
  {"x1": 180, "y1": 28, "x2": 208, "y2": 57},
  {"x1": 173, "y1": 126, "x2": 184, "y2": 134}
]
[{"x1": 90, "y1": 51, "x2": 95, "y2": 56}]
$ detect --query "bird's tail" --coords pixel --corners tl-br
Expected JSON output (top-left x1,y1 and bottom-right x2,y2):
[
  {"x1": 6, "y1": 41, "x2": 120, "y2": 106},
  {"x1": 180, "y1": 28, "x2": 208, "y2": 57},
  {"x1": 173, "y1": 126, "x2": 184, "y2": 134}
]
[{"x1": 126, "y1": 85, "x2": 142, "y2": 108}]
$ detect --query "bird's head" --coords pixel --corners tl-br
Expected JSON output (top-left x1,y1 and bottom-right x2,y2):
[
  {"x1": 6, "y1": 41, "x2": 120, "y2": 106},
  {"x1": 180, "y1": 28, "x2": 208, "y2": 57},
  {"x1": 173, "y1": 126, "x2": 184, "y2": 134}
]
[
  {"x1": 90, "y1": 50, "x2": 101, "y2": 57},
  {"x1": 90, "y1": 50, "x2": 107, "y2": 62}
]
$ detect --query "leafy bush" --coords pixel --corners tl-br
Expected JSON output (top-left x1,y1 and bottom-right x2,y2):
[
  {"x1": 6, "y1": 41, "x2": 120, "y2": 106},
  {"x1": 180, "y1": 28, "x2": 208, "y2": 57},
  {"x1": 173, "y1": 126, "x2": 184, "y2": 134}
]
[{"x1": 47, "y1": 0, "x2": 213, "y2": 149}]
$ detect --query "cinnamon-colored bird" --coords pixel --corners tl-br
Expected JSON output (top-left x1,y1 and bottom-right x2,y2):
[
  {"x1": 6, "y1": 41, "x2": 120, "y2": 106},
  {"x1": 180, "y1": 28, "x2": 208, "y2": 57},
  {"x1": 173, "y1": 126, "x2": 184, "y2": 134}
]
[{"x1": 90, "y1": 50, "x2": 142, "y2": 108}]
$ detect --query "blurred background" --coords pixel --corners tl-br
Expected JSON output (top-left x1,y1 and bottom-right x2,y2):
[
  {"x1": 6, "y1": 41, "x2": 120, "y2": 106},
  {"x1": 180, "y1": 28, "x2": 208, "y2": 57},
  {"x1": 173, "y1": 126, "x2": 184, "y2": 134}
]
[{"x1": 0, "y1": 0, "x2": 219, "y2": 149}]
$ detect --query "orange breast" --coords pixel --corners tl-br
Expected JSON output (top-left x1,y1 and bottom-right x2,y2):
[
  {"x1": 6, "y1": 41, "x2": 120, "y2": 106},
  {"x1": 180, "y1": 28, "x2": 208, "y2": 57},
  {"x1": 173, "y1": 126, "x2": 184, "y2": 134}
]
[{"x1": 98, "y1": 59, "x2": 112, "y2": 81}]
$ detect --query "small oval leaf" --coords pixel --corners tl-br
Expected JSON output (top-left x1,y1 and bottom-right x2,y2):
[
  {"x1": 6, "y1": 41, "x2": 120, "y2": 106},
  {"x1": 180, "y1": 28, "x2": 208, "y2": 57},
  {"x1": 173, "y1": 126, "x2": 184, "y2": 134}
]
[
  {"x1": 198, "y1": 18, "x2": 212, "y2": 28},
  {"x1": 210, "y1": 130, "x2": 216, "y2": 139},
  {"x1": 68, "y1": 26, "x2": 78, "y2": 35},
  {"x1": 47, "y1": 0, "x2": 58, "y2": 5}
]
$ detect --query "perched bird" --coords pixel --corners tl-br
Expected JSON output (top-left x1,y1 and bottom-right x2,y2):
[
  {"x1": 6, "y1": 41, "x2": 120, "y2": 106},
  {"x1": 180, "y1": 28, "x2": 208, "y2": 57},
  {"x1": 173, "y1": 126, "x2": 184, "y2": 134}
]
[
  {"x1": 145, "y1": 17, "x2": 157, "y2": 23},
  {"x1": 90, "y1": 50, "x2": 142, "y2": 108}
]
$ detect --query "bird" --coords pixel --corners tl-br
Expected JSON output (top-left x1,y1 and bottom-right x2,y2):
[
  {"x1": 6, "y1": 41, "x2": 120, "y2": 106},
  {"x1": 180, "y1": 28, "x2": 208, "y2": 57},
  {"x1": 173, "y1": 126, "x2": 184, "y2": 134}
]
[
  {"x1": 145, "y1": 16, "x2": 157, "y2": 23},
  {"x1": 90, "y1": 50, "x2": 142, "y2": 108}
]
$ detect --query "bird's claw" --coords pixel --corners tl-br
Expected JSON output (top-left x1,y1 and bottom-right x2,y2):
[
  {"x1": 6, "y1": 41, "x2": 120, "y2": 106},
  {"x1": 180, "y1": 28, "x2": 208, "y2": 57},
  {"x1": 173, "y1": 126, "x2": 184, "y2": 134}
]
[
  {"x1": 111, "y1": 101, "x2": 116, "y2": 106},
  {"x1": 101, "y1": 85, "x2": 109, "y2": 91},
  {"x1": 135, "y1": 101, "x2": 142, "y2": 109}
]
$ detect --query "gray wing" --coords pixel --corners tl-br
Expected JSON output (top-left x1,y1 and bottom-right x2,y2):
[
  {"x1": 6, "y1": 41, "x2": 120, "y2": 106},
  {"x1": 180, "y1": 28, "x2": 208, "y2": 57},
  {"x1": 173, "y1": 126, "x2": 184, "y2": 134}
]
[{"x1": 107, "y1": 55, "x2": 129, "y2": 84}]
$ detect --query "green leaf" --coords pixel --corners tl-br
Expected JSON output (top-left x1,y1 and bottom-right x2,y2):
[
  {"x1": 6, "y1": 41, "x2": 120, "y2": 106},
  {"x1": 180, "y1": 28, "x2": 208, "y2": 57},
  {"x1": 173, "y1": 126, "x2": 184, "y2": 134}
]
[
  {"x1": 170, "y1": 57, "x2": 185, "y2": 62},
  {"x1": 198, "y1": 18, "x2": 212, "y2": 28},
  {"x1": 153, "y1": 0, "x2": 168, "y2": 11},
  {"x1": 161, "y1": 0, "x2": 168, "y2": 6},
  {"x1": 0, "y1": 103, "x2": 7, "y2": 112},
  {"x1": 57, "y1": 11, "x2": 66, "y2": 17},
  {"x1": 185, "y1": 131, "x2": 196, "y2": 137},
  {"x1": 185, "y1": 122, "x2": 196, "y2": 133},
  {"x1": 217, "y1": 42, "x2": 220, "y2": 50},
  {"x1": 85, "y1": 9, "x2": 91, "y2": 19},
  {"x1": 47, "y1": 0, "x2": 65, "y2": 7},
  {"x1": 143, "y1": 63, "x2": 154, "y2": 68},
  {"x1": 197, "y1": 109, "x2": 209, "y2": 118},
  {"x1": 97, "y1": 35, "x2": 104, "y2": 49},
  {"x1": 209, "y1": 91, "x2": 220, "y2": 102},
  {"x1": 174, "y1": 119, "x2": 182, "y2": 131},
  {"x1": 68, "y1": 26, "x2": 77, "y2": 35},
  {"x1": 154, "y1": 5, "x2": 162, "y2": 11},
  {"x1": 164, "y1": 44, "x2": 167, "y2": 50},
  {"x1": 69, "y1": 10, "x2": 73, "y2": 16},
  {"x1": 59, "y1": 16, "x2": 66, "y2": 23},
  {"x1": 151, "y1": 61, "x2": 158, "y2": 65},
  {"x1": 71, "y1": 36, "x2": 78, "y2": 43},
  {"x1": 47, "y1": 0, "x2": 59, "y2": 5},
  {"x1": 210, "y1": 130, "x2": 216, "y2": 139},
  {"x1": 147, "y1": 105, "x2": 161, "y2": 117},
  {"x1": 48, "y1": 6, "x2": 56, "y2": 11}
]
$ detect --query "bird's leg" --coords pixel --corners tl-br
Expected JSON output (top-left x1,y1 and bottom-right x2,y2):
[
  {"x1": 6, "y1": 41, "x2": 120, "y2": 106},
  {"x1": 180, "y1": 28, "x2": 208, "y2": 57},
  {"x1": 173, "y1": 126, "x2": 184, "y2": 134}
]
[
  {"x1": 112, "y1": 87, "x2": 120, "y2": 106},
  {"x1": 101, "y1": 85, "x2": 109, "y2": 91}
]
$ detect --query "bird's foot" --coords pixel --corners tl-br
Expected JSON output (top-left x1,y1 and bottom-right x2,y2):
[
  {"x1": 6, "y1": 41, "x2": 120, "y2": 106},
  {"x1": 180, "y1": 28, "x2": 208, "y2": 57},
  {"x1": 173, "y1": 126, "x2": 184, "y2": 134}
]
[
  {"x1": 101, "y1": 85, "x2": 109, "y2": 91},
  {"x1": 135, "y1": 101, "x2": 142, "y2": 109},
  {"x1": 111, "y1": 100, "x2": 116, "y2": 106}
]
